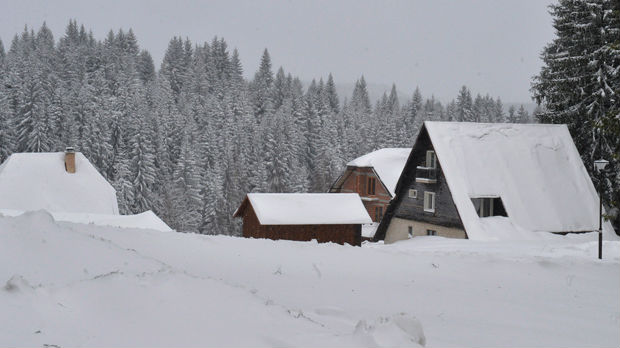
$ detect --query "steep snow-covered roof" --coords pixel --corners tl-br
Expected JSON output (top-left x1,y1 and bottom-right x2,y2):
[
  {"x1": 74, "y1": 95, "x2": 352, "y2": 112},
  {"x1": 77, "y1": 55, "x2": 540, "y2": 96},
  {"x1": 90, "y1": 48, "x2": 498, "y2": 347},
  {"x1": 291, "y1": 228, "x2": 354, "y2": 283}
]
[
  {"x1": 347, "y1": 148, "x2": 411, "y2": 196},
  {"x1": 236, "y1": 193, "x2": 372, "y2": 225},
  {"x1": 0, "y1": 152, "x2": 119, "y2": 215},
  {"x1": 424, "y1": 121, "x2": 616, "y2": 239}
]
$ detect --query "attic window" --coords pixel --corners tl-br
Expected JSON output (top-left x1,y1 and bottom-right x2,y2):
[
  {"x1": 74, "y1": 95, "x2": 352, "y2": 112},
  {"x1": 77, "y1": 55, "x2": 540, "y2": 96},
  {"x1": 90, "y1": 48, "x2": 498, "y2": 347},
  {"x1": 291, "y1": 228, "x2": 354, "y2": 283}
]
[
  {"x1": 425, "y1": 150, "x2": 436, "y2": 168},
  {"x1": 367, "y1": 177, "x2": 376, "y2": 195},
  {"x1": 471, "y1": 197, "x2": 507, "y2": 218}
]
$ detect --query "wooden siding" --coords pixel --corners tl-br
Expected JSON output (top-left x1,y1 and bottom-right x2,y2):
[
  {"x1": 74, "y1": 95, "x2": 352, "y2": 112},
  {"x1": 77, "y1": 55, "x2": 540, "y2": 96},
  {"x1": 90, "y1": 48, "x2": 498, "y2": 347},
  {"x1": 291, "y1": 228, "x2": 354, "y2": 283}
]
[
  {"x1": 241, "y1": 202, "x2": 362, "y2": 246},
  {"x1": 374, "y1": 126, "x2": 466, "y2": 241},
  {"x1": 329, "y1": 166, "x2": 391, "y2": 222},
  {"x1": 393, "y1": 132, "x2": 463, "y2": 228}
]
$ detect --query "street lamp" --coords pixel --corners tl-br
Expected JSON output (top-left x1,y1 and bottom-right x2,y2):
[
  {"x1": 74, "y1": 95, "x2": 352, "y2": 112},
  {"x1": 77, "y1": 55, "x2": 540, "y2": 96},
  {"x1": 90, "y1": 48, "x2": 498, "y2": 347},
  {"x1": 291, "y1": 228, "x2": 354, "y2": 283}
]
[{"x1": 594, "y1": 159, "x2": 609, "y2": 260}]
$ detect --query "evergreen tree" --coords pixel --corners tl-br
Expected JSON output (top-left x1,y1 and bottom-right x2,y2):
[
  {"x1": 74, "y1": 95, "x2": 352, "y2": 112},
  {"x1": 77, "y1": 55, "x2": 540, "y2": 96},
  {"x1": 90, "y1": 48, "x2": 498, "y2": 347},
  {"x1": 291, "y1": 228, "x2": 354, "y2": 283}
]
[
  {"x1": 250, "y1": 49, "x2": 274, "y2": 119},
  {"x1": 456, "y1": 85, "x2": 473, "y2": 122},
  {"x1": 532, "y1": 0, "x2": 620, "y2": 228}
]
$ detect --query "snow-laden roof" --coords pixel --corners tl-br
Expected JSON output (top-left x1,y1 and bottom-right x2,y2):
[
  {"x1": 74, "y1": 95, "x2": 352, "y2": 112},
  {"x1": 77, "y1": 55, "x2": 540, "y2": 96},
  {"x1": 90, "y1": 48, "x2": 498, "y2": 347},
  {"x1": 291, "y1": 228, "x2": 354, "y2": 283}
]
[
  {"x1": 424, "y1": 121, "x2": 616, "y2": 239},
  {"x1": 347, "y1": 148, "x2": 411, "y2": 196},
  {"x1": 240, "y1": 193, "x2": 372, "y2": 225},
  {"x1": 0, "y1": 152, "x2": 119, "y2": 215}
]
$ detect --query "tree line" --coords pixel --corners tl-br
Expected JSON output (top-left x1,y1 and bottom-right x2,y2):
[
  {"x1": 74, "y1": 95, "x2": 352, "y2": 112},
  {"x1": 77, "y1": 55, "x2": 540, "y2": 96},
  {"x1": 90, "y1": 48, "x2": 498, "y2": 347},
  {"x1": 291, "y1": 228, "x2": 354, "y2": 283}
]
[{"x1": 0, "y1": 21, "x2": 532, "y2": 234}]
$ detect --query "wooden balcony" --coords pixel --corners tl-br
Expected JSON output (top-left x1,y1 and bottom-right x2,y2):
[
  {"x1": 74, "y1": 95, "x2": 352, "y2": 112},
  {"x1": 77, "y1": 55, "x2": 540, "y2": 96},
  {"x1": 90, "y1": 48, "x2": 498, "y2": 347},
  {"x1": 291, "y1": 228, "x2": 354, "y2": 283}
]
[{"x1": 415, "y1": 166, "x2": 437, "y2": 184}]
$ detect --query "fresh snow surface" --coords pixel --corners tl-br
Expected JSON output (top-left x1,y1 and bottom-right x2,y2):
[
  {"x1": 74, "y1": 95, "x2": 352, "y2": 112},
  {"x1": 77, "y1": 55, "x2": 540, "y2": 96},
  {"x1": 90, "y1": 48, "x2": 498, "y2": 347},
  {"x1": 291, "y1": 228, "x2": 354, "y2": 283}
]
[
  {"x1": 0, "y1": 209, "x2": 172, "y2": 232},
  {"x1": 0, "y1": 152, "x2": 119, "y2": 215},
  {"x1": 424, "y1": 122, "x2": 617, "y2": 239},
  {"x1": 244, "y1": 193, "x2": 372, "y2": 225},
  {"x1": 347, "y1": 148, "x2": 411, "y2": 196},
  {"x1": 1, "y1": 211, "x2": 618, "y2": 347}
]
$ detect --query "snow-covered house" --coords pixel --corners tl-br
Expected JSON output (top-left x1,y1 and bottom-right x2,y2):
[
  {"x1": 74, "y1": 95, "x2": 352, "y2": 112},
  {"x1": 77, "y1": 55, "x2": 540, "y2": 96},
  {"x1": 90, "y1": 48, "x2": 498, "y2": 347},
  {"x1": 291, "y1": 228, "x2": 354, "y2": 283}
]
[
  {"x1": 0, "y1": 149, "x2": 172, "y2": 231},
  {"x1": 0, "y1": 149, "x2": 119, "y2": 214},
  {"x1": 233, "y1": 193, "x2": 372, "y2": 246},
  {"x1": 329, "y1": 148, "x2": 410, "y2": 222},
  {"x1": 374, "y1": 122, "x2": 617, "y2": 243}
]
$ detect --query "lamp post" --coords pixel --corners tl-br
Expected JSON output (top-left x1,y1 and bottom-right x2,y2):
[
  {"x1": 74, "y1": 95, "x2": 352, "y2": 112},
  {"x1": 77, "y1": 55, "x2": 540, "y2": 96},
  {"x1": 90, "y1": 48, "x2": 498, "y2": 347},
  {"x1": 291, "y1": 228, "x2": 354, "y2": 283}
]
[{"x1": 594, "y1": 159, "x2": 609, "y2": 260}]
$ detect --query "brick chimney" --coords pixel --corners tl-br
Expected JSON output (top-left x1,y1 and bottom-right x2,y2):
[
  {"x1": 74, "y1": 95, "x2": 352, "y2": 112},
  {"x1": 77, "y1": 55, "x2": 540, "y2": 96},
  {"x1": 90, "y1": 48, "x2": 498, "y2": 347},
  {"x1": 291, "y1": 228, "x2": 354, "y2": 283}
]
[{"x1": 65, "y1": 147, "x2": 76, "y2": 173}]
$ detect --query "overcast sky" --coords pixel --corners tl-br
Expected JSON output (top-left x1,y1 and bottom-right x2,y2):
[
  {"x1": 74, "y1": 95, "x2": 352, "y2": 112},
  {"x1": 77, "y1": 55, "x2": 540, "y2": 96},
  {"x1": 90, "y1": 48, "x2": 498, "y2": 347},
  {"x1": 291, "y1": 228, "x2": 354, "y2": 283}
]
[{"x1": 0, "y1": 0, "x2": 556, "y2": 103}]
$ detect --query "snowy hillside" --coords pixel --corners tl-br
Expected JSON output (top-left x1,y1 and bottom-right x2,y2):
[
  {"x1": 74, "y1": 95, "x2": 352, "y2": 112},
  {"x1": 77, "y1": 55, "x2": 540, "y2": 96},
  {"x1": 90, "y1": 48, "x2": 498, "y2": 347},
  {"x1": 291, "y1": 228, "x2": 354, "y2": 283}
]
[{"x1": 1, "y1": 211, "x2": 618, "y2": 347}]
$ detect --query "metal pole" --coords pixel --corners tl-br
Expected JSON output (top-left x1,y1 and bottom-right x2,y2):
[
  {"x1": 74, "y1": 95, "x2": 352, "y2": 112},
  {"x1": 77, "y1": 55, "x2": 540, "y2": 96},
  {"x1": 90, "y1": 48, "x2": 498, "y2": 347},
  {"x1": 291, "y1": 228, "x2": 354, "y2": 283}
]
[{"x1": 599, "y1": 171, "x2": 603, "y2": 260}]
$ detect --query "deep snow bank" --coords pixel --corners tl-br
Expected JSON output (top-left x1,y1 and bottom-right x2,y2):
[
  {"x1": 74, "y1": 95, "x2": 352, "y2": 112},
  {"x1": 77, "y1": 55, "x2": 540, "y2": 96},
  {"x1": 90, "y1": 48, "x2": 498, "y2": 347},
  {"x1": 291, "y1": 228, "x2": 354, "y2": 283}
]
[{"x1": 1, "y1": 211, "x2": 618, "y2": 347}]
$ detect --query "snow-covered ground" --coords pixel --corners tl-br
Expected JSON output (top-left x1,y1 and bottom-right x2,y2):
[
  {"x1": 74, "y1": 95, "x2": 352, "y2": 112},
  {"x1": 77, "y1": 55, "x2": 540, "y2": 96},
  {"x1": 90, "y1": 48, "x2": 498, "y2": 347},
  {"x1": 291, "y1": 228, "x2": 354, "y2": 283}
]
[{"x1": 1, "y1": 211, "x2": 618, "y2": 347}]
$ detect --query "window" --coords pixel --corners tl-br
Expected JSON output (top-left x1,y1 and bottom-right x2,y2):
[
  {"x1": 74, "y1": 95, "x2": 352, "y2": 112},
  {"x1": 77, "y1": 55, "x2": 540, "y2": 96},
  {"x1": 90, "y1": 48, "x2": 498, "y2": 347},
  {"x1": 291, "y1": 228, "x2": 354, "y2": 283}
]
[
  {"x1": 356, "y1": 175, "x2": 362, "y2": 193},
  {"x1": 367, "y1": 177, "x2": 376, "y2": 195},
  {"x1": 424, "y1": 191, "x2": 436, "y2": 213},
  {"x1": 408, "y1": 189, "x2": 417, "y2": 198},
  {"x1": 426, "y1": 150, "x2": 436, "y2": 168},
  {"x1": 408, "y1": 226, "x2": 413, "y2": 238},
  {"x1": 471, "y1": 197, "x2": 507, "y2": 218},
  {"x1": 427, "y1": 229, "x2": 437, "y2": 236},
  {"x1": 375, "y1": 206, "x2": 383, "y2": 221}
]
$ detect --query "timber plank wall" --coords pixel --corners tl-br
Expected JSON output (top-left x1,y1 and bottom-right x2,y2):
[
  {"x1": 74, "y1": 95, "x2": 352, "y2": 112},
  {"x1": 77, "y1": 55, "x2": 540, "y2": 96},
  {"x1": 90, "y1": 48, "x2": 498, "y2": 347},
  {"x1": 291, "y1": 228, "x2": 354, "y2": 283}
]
[
  {"x1": 393, "y1": 130, "x2": 463, "y2": 229},
  {"x1": 242, "y1": 203, "x2": 362, "y2": 246},
  {"x1": 332, "y1": 167, "x2": 391, "y2": 222}
]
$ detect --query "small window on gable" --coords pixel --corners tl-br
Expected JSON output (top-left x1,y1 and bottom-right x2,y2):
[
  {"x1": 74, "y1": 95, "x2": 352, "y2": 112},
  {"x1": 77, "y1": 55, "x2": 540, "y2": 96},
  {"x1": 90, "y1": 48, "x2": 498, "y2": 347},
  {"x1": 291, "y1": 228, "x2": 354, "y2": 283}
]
[
  {"x1": 409, "y1": 189, "x2": 417, "y2": 198},
  {"x1": 471, "y1": 197, "x2": 507, "y2": 217},
  {"x1": 424, "y1": 191, "x2": 435, "y2": 213},
  {"x1": 426, "y1": 150, "x2": 436, "y2": 168},
  {"x1": 367, "y1": 177, "x2": 376, "y2": 195}
]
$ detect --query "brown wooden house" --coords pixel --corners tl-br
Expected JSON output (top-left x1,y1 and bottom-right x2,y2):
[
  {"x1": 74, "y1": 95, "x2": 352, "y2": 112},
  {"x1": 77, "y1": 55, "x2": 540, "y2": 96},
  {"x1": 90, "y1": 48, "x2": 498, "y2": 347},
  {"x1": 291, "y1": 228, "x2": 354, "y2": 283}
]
[
  {"x1": 233, "y1": 193, "x2": 372, "y2": 246},
  {"x1": 329, "y1": 148, "x2": 410, "y2": 239}
]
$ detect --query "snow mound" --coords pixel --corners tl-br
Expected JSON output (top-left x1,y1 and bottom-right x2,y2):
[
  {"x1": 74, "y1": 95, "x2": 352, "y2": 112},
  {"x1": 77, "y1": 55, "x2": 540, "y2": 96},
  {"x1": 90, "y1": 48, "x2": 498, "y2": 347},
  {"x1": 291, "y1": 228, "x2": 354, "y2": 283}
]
[
  {"x1": 354, "y1": 314, "x2": 426, "y2": 347},
  {"x1": 4, "y1": 275, "x2": 34, "y2": 293},
  {"x1": 347, "y1": 148, "x2": 411, "y2": 196},
  {"x1": 0, "y1": 209, "x2": 172, "y2": 232},
  {"x1": 0, "y1": 152, "x2": 119, "y2": 215}
]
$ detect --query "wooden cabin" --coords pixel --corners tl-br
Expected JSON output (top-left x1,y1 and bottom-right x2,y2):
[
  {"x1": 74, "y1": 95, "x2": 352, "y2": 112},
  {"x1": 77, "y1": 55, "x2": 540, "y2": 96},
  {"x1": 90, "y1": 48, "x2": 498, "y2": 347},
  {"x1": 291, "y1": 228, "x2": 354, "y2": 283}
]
[
  {"x1": 233, "y1": 193, "x2": 372, "y2": 246},
  {"x1": 330, "y1": 148, "x2": 410, "y2": 222},
  {"x1": 374, "y1": 121, "x2": 616, "y2": 243},
  {"x1": 329, "y1": 148, "x2": 410, "y2": 240}
]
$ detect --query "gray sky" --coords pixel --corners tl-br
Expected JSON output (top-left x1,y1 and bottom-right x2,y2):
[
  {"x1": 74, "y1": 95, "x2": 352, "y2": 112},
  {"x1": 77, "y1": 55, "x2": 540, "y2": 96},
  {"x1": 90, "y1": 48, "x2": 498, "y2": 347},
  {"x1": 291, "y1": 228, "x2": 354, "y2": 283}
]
[{"x1": 0, "y1": 0, "x2": 556, "y2": 103}]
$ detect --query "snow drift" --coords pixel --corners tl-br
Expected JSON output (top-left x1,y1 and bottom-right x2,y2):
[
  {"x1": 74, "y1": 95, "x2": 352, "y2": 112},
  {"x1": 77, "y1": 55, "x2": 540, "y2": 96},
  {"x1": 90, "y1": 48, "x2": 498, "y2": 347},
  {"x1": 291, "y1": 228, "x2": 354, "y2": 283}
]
[{"x1": 1, "y1": 211, "x2": 618, "y2": 347}]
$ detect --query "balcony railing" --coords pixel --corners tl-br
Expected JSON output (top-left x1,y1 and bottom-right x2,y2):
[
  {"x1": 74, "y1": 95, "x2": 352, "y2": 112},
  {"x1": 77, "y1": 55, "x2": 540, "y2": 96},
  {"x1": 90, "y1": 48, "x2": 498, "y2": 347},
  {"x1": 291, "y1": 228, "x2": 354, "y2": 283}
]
[{"x1": 415, "y1": 166, "x2": 437, "y2": 183}]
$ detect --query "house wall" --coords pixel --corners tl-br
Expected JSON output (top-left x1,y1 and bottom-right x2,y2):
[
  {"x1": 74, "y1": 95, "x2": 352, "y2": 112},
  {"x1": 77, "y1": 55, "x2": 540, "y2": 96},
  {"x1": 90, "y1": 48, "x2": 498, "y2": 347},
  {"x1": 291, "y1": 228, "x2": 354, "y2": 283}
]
[
  {"x1": 242, "y1": 203, "x2": 362, "y2": 246},
  {"x1": 331, "y1": 167, "x2": 391, "y2": 222},
  {"x1": 393, "y1": 134, "x2": 463, "y2": 228},
  {"x1": 376, "y1": 126, "x2": 466, "y2": 243},
  {"x1": 384, "y1": 217, "x2": 466, "y2": 243}
]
